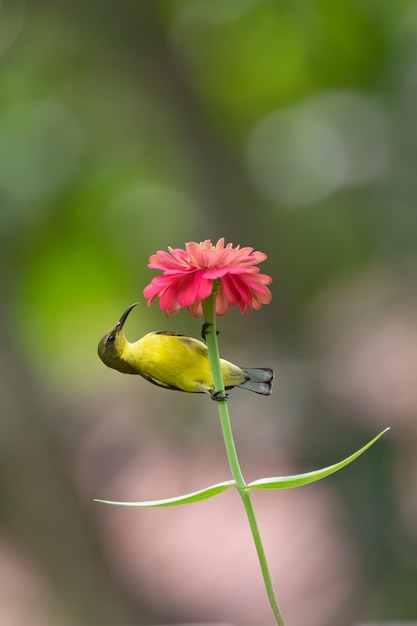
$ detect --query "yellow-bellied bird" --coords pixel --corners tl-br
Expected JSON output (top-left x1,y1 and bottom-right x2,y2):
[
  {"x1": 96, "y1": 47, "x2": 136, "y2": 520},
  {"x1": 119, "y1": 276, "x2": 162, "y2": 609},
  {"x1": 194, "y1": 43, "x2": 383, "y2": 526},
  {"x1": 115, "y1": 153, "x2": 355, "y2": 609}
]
[{"x1": 98, "y1": 303, "x2": 273, "y2": 399}]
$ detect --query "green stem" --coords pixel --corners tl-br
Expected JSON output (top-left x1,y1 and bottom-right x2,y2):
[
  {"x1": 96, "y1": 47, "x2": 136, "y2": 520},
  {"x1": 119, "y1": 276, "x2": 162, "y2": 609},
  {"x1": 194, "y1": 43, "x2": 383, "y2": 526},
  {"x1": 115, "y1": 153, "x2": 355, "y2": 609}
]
[{"x1": 202, "y1": 294, "x2": 286, "y2": 626}]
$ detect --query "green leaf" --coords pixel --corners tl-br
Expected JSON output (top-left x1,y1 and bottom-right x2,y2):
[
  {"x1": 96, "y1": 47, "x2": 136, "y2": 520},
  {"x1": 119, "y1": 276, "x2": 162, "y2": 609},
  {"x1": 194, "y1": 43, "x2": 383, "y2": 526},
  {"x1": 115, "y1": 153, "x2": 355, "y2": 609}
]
[
  {"x1": 95, "y1": 429, "x2": 390, "y2": 506},
  {"x1": 94, "y1": 479, "x2": 236, "y2": 507},
  {"x1": 247, "y1": 428, "x2": 390, "y2": 491}
]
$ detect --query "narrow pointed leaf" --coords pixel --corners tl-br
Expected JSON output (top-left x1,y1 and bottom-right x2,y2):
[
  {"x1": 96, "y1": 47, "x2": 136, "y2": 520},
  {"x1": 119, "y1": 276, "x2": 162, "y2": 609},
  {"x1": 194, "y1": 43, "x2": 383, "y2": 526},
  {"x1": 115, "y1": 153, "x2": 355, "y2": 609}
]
[
  {"x1": 95, "y1": 479, "x2": 236, "y2": 507},
  {"x1": 247, "y1": 428, "x2": 390, "y2": 491}
]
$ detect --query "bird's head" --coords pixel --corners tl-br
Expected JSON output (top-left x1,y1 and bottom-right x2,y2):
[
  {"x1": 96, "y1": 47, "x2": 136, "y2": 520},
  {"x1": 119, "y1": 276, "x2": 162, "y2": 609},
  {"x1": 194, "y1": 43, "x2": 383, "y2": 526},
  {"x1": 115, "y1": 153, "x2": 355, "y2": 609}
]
[{"x1": 97, "y1": 302, "x2": 139, "y2": 373}]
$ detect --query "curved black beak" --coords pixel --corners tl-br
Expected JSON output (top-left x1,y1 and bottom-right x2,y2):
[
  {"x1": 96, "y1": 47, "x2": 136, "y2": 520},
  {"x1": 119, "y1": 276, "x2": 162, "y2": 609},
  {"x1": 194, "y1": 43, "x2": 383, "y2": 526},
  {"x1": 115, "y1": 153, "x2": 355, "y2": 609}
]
[{"x1": 116, "y1": 302, "x2": 139, "y2": 331}]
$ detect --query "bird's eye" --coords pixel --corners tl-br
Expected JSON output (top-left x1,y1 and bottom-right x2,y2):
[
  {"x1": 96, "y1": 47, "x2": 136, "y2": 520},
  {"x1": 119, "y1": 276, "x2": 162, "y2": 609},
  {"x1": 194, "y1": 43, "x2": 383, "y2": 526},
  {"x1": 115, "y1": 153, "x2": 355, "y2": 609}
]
[{"x1": 107, "y1": 334, "x2": 116, "y2": 344}]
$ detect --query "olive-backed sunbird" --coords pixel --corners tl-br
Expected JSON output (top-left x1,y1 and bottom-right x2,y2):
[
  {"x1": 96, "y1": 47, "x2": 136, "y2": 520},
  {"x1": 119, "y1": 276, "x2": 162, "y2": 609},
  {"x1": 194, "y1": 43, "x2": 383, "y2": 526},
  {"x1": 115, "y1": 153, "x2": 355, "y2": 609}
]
[{"x1": 98, "y1": 303, "x2": 274, "y2": 398}]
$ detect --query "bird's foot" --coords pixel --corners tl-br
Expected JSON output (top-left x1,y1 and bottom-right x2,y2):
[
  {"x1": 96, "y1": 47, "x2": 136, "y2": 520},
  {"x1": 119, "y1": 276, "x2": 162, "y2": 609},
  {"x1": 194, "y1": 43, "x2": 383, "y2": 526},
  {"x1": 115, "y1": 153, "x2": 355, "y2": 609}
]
[
  {"x1": 210, "y1": 389, "x2": 229, "y2": 402},
  {"x1": 201, "y1": 322, "x2": 219, "y2": 341}
]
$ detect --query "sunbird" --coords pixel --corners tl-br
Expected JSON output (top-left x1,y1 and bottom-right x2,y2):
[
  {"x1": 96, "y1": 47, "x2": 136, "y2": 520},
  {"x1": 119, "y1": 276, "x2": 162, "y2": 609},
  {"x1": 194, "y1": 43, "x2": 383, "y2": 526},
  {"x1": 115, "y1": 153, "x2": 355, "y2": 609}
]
[{"x1": 98, "y1": 303, "x2": 274, "y2": 399}]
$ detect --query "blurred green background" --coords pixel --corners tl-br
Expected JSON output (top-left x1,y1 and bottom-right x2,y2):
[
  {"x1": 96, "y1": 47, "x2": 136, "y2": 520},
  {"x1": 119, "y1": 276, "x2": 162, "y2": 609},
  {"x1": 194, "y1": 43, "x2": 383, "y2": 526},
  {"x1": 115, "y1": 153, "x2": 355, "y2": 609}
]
[{"x1": 1, "y1": 1, "x2": 417, "y2": 625}]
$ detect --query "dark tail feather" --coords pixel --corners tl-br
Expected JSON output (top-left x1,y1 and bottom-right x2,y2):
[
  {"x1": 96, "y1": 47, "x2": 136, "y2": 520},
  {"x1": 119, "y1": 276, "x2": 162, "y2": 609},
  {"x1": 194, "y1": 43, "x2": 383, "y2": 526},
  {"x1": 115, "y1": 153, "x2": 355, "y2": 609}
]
[{"x1": 239, "y1": 368, "x2": 274, "y2": 395}]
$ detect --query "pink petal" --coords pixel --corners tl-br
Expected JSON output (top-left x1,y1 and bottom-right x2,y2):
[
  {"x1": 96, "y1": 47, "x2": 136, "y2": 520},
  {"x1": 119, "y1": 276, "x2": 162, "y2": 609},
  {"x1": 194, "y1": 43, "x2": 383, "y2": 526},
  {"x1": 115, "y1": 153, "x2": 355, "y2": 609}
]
[
  {"x1": 229, "y1": 276, "x2": 253, "y2": 306},
  {"x1": 148, "y1": 249, "x2": 190, "y2": 270},
  {"x1": 214, "y1": 286, "x2": 231, "y2": 316},
  {"x1": 221, "y1": 274, "x2": 243, "y2": 306},
  {"x1": 187, "y1": 300, "x2": 202, "y2": 318},
  {"x1": 159, "y1": 284, "x2": 181, "y2": 312},
  {"x1": 196, "y1": 275, "x2": 214, "y2": 301},
  {"x1": 176, "y1": 274, "x2": 201, "y2": 307}
]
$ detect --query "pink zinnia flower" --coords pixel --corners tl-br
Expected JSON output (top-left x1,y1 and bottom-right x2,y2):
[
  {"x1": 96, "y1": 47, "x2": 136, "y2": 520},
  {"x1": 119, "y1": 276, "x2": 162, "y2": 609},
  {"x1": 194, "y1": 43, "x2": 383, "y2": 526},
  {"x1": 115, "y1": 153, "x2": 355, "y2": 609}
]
[{"x1": 143, "y1": 238, "x2": 272, "y2": 317}]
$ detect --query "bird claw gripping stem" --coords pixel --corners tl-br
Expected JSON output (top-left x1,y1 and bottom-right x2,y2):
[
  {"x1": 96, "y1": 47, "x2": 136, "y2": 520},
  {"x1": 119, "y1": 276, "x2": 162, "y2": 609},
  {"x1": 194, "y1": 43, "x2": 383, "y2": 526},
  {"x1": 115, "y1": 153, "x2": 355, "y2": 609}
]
[
  {"x1": 201, "y1": 322, "x2": 219, "y2": 342},
  {"x1": 210, "y1": 390, "x2": 230, "y2": 402}
]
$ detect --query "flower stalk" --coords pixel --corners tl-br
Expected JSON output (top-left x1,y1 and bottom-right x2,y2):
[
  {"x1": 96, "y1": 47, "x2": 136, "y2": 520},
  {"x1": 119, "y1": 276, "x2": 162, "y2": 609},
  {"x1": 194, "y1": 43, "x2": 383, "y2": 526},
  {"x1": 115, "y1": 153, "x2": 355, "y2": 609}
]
[{"x1": 202, "y1": 291, "x2": 286, "y2": 626}]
